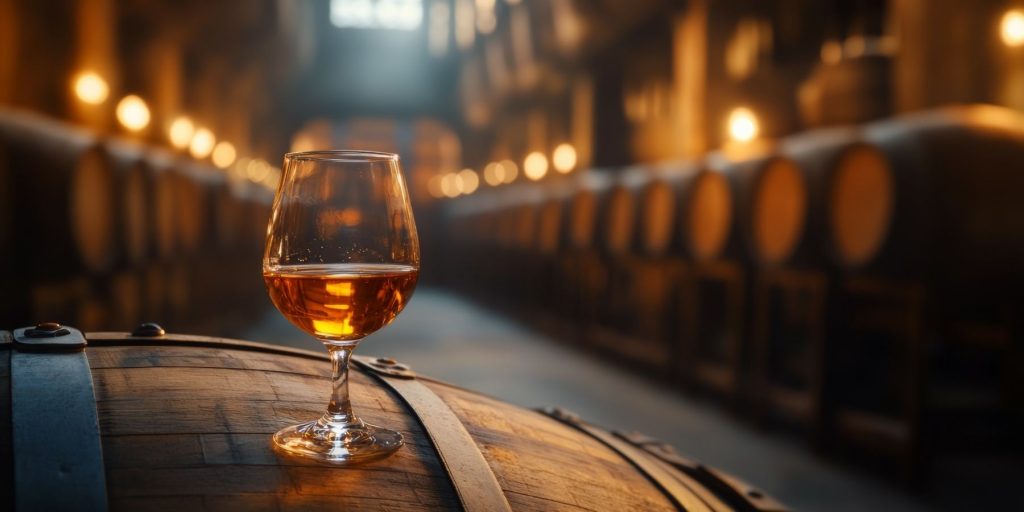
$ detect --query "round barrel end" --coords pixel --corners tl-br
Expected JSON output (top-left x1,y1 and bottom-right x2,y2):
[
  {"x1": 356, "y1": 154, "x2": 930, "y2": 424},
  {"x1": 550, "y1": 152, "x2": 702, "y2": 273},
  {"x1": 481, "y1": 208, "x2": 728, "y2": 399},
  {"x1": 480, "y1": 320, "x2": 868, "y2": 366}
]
[
  {"x1": 569, "y1": 190, "x2": 597, "y2": 249},
  {"x1": 829, "y1": 145, "x2": 894, "y2": 268},
  {"x1": 537, "y1": 199, "x2": 562, "y2": 255},
  {"x1": 513, "y1": 203, "x2": 539, "y2": 250},
  {"x1": 752, "y1": 158, "x2": 807, "y2": 265},
  {"x1": 153, "y1": 168, "x2": 178, "y2": 260},
  {"x1": 641, "y1": 181, "x2": 676, "y2": 256},
  {"x1": 71, "y1": 147, "x2": 116, "y2": 273},
  {"x1": 687, "y1": 171, "x2": 732, "y2": 262},
  {"x1": 604, "y1": 186, "x2": 635, "y2": 254},
  {"x1": 121, "y1": 160, "x2": 151, "y2": 265}
]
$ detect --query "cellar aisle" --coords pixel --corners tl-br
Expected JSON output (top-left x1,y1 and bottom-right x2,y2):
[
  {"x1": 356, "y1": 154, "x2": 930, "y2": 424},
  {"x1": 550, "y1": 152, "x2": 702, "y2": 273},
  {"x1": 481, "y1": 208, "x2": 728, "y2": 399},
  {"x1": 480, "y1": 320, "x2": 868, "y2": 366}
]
[{"x1": 242, "y1": 288, "x2": 930, "y2": 512}]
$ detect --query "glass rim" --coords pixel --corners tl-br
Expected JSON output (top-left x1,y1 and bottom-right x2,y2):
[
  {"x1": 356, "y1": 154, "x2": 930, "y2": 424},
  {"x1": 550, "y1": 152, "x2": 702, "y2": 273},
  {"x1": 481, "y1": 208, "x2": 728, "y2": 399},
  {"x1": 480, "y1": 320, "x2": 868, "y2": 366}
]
[{"x1": 284, "y1": 149, "x2": 400, "y2": 163}]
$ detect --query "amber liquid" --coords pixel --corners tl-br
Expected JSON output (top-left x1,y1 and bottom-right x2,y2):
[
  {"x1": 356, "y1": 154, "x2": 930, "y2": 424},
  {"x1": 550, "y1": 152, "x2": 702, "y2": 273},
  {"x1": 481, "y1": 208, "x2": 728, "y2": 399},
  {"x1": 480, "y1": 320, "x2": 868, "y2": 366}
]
[{"x1": 264, "y1": 263, "x2": 419, "y2": 342}]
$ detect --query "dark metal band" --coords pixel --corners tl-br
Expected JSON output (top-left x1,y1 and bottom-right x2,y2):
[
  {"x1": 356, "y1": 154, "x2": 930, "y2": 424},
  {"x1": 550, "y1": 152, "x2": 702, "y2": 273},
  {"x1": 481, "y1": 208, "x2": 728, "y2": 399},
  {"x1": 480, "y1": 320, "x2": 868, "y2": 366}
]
[
  {"x1": 539, "y1": 407, "x2": 788, "y2": 512},
  {"x1": 540, "y1": 407, "x2": 717, "y2": 512},
  {"x1": 353, "y1": 356, "x2": 512, "y2": 512},
  {"x1": 10, "y1": 326, "x2": 108, "y2": 512}
]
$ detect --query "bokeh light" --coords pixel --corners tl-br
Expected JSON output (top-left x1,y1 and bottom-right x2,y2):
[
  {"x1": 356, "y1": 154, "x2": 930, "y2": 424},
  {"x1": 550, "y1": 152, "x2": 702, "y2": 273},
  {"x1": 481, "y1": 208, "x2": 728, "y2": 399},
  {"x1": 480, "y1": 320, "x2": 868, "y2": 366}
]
[
  {"x1": 483, "y1": 162, "x2": 504, "y2": 186},
  {"x1": 168, "y1": 116, "x2": 195, "y2": 149},
  {"x1": 552, "y1": 143, "x2": 577, "y2": 174},
  {"x1": 727, "y1": 107, "x2": 759, "y2": 143},
  {"x1": 115, "y1": 95, "x2": 151, "y2": 132},
  {"x1": 73, "y1": 71, "x2": 109, "y2": 105},
  {"x1": 1002, "y1": 9, "x2": 1024, "y2": 47},
  {"x1": 189, "y1": 128, "x2": 216, "y2": 159},
  {"x1": 212, "y1": 141, "x2": 237, "y2": 169},
  {"x1": 500, "y1": 158, "x2": 518, "y2": 183},
  {"x1": 523, "y1": 151, "x2": 548, "y2": 181},
  {"x1": 458, "y1": 168, "x2": 479, "y2": 193}
]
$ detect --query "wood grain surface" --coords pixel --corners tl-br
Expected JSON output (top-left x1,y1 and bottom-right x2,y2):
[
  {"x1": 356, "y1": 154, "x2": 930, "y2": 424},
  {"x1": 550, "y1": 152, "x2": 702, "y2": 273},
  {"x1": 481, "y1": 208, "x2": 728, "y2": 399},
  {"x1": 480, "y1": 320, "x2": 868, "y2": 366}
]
[{"x1": 30, "y1": 339, "x2": 681, "y2": 511}]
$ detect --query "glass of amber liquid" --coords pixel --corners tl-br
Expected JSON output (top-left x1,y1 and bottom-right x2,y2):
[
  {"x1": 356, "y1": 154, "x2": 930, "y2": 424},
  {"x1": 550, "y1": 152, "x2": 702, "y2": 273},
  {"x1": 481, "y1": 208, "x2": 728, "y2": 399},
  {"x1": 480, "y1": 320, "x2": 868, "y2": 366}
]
[{"x1": 263, "y1": 150, "x2": 419, "y2": 464}]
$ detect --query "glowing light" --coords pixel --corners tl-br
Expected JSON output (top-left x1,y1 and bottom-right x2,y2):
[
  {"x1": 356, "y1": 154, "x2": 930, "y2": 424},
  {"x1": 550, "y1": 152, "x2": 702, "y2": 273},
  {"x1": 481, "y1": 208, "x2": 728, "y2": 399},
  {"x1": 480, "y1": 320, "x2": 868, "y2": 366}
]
[
  {"x1": 168, "y1": 117, "x2": 195, "y2": 149},
  {"x1": 230, "y1": 157, "x2": 250, "y2": 182},
  {"x1": 455, "y1": 0, "x2": 475, "y2": 50},
  {"x1": 475, "y1": 0, "x2": 496, "y2": 34},
  {"x1": 115, "y1": 95, "x2": 151, "y2": 132},
  {"x1": 73, "y1": 71, "x2": 109, "y2": 105},
  {"x1": 291, "y1": 133, "x2": 317, "y2": 153},
  {"x1": 500, "y1": 158, "x2": 518, "y2": 183},
  {"x1": 247, "y1": 159, "x2": 271, "y2": 182},
  {"x1": 727, "y1": 107, "x2": 759, "y2": 143},
  {"x1": 440, "y1": 172, "x2": 463, "y2": 197},
  {"x1": 552, "y1": 143, "x2": 577, "y2": 174},
  {"x1": 189, "y1": 128, "x2": 215, "y2": 159},
  {"x1": 1002, "y1": 9, "x2": 1024, "y2": 47},
  {"x1": 458, "y1": 168, "x2": 479, "y2": 194},
  {"x1": 428, "y1": 175, "x2": 445, "y2": 197},
  {"x1": 262, "y1": 167, "x2": 283, "y2": 190},
  {"x1": 212, "y1": 141, "x2": 237, "y2": 169},
  {"x1": 820, "y1": 40, "x2": 842, "y2": 64},
  {"x1": 483, "y1": 162, "x2": 504, "y2": 186},
  {"x1": 523, "y1": 151, "x2": 548, "y2": 181},
  {"x1": 330, "y1": 0, "x2": 422, "y2": 30},
  {"x1": 429, "y1": 0, "x2": 451, "y2": 57}
]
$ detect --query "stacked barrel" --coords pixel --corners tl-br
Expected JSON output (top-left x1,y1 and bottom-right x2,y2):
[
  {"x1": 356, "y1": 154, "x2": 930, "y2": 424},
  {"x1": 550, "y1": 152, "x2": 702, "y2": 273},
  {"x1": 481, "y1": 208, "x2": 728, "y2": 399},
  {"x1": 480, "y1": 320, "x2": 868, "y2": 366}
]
[
  {"x1": 441, "y1": 104, "x2": 1024, "y2": 482},
  {"x1": 0, "y1": 107, "x2": 274, "y2": 335}
]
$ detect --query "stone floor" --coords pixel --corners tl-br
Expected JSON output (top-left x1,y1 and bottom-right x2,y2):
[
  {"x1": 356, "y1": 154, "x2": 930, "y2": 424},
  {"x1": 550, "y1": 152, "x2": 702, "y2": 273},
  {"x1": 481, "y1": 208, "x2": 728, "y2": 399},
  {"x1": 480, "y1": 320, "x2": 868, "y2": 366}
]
[{"x1": 241, "y1": 287, "x2": 946, "y2": 512}]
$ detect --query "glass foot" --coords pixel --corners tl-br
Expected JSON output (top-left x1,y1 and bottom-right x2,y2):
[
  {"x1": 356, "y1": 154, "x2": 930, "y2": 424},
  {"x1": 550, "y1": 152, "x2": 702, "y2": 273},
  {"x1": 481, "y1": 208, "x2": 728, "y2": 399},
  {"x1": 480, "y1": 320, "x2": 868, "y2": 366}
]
[{"x1": 272, "y1": 418, "x2": 403, "y2": 464}]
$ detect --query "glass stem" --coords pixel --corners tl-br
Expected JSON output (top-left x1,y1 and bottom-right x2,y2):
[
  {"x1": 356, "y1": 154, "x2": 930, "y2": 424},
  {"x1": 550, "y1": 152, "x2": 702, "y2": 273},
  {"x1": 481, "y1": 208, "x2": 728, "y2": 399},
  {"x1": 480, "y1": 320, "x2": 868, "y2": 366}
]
[{"x1": 322, "y1": 343, "x2": 360, "y2": 427}]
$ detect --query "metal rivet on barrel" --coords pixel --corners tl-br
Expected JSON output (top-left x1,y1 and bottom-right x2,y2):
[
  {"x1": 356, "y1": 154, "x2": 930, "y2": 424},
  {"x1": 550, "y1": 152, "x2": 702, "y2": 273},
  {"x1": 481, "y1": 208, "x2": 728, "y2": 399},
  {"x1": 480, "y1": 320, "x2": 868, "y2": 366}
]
[
  {"x1": 376, "y1": 357, "x2": 397, "y2": 365},
  {"x1": 25, "y1": 322, "x2": 71, "y2": 338},
  {"x1": 132, "y1": 322, "x2": 166, "y2": 337}
]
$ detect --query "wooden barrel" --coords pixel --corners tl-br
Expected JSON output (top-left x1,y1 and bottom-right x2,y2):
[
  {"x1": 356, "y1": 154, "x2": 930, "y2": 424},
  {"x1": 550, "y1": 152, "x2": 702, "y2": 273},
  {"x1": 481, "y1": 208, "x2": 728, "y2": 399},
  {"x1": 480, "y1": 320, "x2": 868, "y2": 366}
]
[
  {"x1": 0, "y1": 327, "x2": 788, "y2": 511},
  {"x1": 604, "y1": 174, "x2": 637, "y2": 257},
  {"x1": 0, "y1": 144, "x2": 19, "y2": 327},
  {"x1": 510, "y1": 190, "x2": 544, "y2": 252},
  {"x1": 778, "y1": 126, "x2": 892, "y2": 268},
  {"x1": 211, "y1": 182, "x2": 244, "y2": 251},
  {"x1": 566, "y1": 171, "x2": 617, "y2": 253},
  {"x1": 536, "y1": 187, "x2": 574, "y2": 257},
  {"x1": 798, "y1": 53, "x2": 893, "y2": 128},
  {"x1": 147, "y1": 152, "x2": 180, "y2": 261},
  {"x1": 103, "y1": 138, "x2": 154, "y2": 267},
  {"x1": 0, "y1": 108, "x2": 116, "y2": 277},
  {"x1": 173, "y1": 164, "x2": 214, "y2": 257},
  {"x1": 706, "y1": 152, "x2": 807, "y2": 267},
  {"x1": 833, "y1": 105, "x2": 1024, "y2": 290},
  {"x1": 626, "y1": 162, "x2": 733, "y2": 262}
]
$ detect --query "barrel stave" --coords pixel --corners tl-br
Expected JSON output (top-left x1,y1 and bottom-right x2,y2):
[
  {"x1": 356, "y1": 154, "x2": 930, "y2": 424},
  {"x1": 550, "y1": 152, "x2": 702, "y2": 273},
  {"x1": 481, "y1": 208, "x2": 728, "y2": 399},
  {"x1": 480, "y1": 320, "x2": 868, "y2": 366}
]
[{"x1": 7, "y1": 335, "x2": 691, "y2": 511}]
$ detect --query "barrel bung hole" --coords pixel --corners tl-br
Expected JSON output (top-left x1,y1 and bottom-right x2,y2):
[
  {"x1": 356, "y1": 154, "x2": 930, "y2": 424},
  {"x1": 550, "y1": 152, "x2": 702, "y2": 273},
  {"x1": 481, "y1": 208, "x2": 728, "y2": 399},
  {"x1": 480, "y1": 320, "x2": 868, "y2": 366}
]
[
  {"x1": 753, "y1": 159, "x2": 806, "y2": 265},
  {"x1": 688, "y1": 172, "x2": 732, "y2": 261},
  {"x1": 829, "y1": 146, "x2": 894, "y2": 267}
]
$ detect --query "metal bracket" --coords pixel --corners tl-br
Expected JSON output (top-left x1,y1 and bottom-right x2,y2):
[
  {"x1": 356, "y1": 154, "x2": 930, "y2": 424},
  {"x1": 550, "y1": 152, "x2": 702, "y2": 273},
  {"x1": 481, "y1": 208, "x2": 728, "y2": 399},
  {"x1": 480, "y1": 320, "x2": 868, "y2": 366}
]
[
  {"x1": 13, "y1": 323, "x2": 86, "y2": 351},
  {"x1": 539, "y1": 406, "x2": 582, "y2": 425},
  {"x1": 614, "y1": 431, "x2": 787, "y2": 512},
  {"x1": 131, "y1": 322, "x2": 166, "y2": 337},
  {"x1": 355, "y1": 354, "x2": 511, "y2": 512},
  {"x1": 351, "y1": 355, "x2": 416, "y2": 379},
  {"x1": 539, "y1": 406, "x2": 789, "y2": 512}
]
